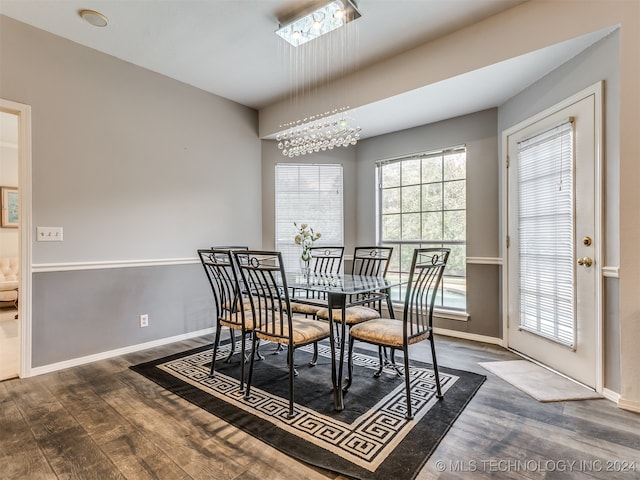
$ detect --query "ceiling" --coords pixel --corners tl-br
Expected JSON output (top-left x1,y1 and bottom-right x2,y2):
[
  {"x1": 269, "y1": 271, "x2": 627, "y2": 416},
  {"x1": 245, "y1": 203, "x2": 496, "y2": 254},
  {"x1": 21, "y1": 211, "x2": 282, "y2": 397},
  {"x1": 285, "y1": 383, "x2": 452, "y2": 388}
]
[{"x1": 0, "y1": 0, "x2": 614, "y2": 140}]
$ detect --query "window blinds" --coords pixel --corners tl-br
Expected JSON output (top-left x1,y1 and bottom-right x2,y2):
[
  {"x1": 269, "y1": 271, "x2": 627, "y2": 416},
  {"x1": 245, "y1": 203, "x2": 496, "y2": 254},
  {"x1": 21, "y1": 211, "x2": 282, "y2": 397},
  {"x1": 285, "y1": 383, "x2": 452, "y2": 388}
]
[
  {"x1": 517, "y1": 120, "x2": 575, "y2": 347},
  {"x1": 275, "y1": 164, "x2": 344, "y2": 271}
]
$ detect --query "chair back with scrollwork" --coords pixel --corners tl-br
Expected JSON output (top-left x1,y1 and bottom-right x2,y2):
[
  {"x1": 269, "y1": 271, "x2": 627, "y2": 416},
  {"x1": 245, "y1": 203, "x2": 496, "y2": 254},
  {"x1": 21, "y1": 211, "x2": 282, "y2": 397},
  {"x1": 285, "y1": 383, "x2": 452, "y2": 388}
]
[
  {"x1": 349, "y1": 246, "x2": 394, "y2": 311},
  {"x1": 351, "y1": 246, "x2": 393, "y2": 276},
  {"x1": 233, "y1": 250, "x2": 293, "y2": 342},
  {"x1": 309, "y1": 246, "x2": 344, "y2": 274},
  {"x1": 403, "y1": 247, "x2": 450, "y2": 340},
  {"x1": 198, "y1": 249, "x2": 246, "y2": 327}
]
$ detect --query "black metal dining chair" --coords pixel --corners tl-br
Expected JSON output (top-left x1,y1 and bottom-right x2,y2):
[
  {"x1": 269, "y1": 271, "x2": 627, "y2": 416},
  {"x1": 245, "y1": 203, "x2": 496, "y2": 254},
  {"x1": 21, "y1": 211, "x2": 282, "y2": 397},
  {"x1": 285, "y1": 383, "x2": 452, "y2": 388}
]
[
  {"x1": 210, "y1": 245, "x2": 255, "y2": 359},
  {"x1": 347, "y1": 247, "x2": 450, "y2": 419},
  {"x1": 234, "y1": 250, "x2": 331, "y2": 418},
  {"x1": 315, "y1": 246, "x2": 394, "y2": 325},
  {"x1": 290, "y1": 246, "x2": 344, "y2": 316},
  {"x1": 198, "y1": 248, "x2": 254, "y2": 392}
]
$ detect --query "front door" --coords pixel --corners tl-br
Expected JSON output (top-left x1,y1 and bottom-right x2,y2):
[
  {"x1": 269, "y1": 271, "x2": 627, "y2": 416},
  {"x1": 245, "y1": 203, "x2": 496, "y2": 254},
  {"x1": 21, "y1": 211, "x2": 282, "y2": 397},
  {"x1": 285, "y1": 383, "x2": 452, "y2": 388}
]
[{"x1": 505, "y1": 83, "x2": 602, "y2": 389}]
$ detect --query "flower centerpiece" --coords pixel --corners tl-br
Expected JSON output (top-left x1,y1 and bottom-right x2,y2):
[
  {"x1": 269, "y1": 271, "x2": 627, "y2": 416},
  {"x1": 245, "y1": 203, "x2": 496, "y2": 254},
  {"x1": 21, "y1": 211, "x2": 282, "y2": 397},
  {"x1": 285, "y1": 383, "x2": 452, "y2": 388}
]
[{"x1": 294, "y1": 222, "x2": 321, "y2": 271}]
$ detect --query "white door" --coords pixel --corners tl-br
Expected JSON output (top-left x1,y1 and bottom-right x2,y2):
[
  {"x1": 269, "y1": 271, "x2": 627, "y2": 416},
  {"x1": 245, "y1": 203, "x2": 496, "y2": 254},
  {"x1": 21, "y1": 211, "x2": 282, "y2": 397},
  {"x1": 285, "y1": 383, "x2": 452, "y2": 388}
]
[{"x1": 505, "y1": 83, "x2": 602, "y2": 389}]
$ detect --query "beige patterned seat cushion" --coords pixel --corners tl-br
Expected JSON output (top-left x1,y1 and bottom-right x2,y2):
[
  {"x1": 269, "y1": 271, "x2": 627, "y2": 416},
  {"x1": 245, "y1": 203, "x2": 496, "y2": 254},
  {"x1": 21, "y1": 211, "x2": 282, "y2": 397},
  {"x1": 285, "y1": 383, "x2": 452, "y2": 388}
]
[
  {"x1": 223, "y1": 298, "x2": 252, "y2": 312},
  {"x1": 220, "y1": 312, "x2": 255, "y2": 330},
  {"x1": 315, "y1": 305, "x2": 380, "y2": 324},
  {"x1": 349, "y1": 318, "x2": 430, "y2": 348},
  {"x1": 290, "y1": 300, "x2": 326, "y2": 315},
  {"x1": 255, "y1": 316, "x2": 331, "y2": 345}
]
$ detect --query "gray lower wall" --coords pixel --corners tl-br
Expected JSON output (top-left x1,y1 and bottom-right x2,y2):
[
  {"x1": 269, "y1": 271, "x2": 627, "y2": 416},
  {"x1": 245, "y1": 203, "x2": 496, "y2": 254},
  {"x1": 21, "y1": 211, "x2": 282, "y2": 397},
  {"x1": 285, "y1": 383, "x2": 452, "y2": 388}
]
[{"x1": 32, "y1": 264, "x2": 214, "y2": 367}]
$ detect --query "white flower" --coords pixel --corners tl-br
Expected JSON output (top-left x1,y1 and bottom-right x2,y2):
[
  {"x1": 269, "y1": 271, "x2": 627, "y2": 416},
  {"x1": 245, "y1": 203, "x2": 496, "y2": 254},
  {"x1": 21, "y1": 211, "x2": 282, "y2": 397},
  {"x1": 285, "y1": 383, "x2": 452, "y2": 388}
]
[{"x1": 294, "y1": 222, "x2": 321, "y2": 262}]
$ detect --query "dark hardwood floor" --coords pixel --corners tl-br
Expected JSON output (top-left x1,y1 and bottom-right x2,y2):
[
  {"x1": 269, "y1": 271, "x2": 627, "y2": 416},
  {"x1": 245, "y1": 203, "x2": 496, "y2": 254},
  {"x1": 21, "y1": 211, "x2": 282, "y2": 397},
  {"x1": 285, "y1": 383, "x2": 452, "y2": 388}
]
[{"x1": 1, "y1": 334, "x2": 639, "y2": 479}]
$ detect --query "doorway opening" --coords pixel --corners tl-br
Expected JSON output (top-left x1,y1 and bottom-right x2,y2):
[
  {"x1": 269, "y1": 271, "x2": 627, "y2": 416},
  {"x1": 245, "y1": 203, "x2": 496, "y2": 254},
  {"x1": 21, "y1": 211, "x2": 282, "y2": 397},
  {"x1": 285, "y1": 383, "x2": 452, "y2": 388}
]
[{"x1": 0, "y1": 99, "x2": 32, "y2": 379}]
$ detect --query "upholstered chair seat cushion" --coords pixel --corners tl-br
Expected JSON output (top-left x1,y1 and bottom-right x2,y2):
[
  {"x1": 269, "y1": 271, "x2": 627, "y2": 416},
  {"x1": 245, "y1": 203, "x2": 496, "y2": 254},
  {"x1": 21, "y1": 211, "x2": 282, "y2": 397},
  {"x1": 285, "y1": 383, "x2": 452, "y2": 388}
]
[
  {"x1": 223, "y1": 298, "x2": 252, "y2": 312},
  {"x1": 349, "y1": 318, "x2": 430, "y2": 348},
  {"x1": 290, "y1": 300, "x2": 326, "y2": 316},
  {"x1": 315, "y1": 305, "x2": 379, "y2": 324},
  {"x1": 220, "y1": 312, "x2": 255, "y2": 330},
  {"x1": 255, "y1": 316, "x2": 331, "y2": 345}
]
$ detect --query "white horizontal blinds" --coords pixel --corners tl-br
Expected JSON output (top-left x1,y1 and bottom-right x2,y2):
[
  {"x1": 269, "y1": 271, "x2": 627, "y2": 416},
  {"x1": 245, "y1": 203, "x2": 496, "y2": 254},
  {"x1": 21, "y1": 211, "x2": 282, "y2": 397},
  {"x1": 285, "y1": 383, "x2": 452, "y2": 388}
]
[
  {"x1": 517, "y1": 120, "x2": 575, "y2": 347},
  {"x1": 275, "y1": 164, "x2": 344, "y2": 271}
]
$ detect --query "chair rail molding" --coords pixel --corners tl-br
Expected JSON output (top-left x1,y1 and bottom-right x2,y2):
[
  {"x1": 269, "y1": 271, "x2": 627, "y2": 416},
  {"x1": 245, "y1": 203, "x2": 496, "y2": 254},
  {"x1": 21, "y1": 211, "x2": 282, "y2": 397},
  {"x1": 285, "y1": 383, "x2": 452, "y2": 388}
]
[
  {"x1": 32, "y1": 257, "x2": 199, "y2": 273},
  {"x1": 602, "y1": 266, "x2": 619, "y2": 278},
  {"x1": 466, "y1": 256, "x2": 502, "y2": 265}
]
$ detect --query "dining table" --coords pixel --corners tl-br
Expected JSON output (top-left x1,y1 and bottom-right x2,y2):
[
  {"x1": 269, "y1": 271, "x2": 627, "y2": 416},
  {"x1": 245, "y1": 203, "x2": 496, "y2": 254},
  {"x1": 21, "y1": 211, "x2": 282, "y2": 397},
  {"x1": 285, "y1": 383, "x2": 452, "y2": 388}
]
[{"x1": 284, "y1": 270, "x2": 401, "y2": 411}]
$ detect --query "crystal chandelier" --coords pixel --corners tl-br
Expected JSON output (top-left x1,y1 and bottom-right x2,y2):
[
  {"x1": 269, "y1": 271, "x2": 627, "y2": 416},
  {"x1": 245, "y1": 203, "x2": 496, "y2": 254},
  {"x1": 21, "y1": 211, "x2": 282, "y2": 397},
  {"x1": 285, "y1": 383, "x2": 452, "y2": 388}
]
[
  {"x1": 275, "y1": 0, "x2": 361, "y2": 47},
  {"x1": 275, "y1": 1, "x2": 362, "y2": 157},
  {"x1": 276, "y1": 107, "x2": 361, "y2": 157}
]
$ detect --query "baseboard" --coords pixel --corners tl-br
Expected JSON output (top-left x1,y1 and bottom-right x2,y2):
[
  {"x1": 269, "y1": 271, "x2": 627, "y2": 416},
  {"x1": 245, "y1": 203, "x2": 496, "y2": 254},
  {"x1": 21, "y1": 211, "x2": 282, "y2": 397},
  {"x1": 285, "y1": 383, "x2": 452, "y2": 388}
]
[
  {"x1": 433, "y1": 327, "x2": 504, "y2": 346},
  {"x1": 617, "y1": 397, "x2": 640, "y2": 414},
  {"x1": 28, "y1": 327, "x2": 214, "y2": 377},
  {"x1": 602, "y1": 388, "x2": 621, "y2": 403}
]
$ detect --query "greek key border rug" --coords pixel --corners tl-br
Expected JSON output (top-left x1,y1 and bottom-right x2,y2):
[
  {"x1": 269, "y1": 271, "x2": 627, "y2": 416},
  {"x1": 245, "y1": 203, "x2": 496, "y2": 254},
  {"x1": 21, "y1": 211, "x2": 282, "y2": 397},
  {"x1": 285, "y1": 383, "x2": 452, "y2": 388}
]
[{"x1": 131, "y1": 340, "x2": 485, "y2": 480}]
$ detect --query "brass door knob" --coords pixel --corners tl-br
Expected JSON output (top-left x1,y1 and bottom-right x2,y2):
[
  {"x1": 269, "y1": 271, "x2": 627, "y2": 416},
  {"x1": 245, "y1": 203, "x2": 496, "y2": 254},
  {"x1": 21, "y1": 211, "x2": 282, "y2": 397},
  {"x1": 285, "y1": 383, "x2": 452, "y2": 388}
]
[{"x1": 577, "y1": 257, "x2": 593, "y2": 267}]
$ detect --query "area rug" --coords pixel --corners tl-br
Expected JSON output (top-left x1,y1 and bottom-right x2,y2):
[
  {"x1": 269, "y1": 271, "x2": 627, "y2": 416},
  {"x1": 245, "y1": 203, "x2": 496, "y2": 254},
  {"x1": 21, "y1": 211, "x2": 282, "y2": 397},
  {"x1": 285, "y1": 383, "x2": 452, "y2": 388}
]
[
  {"x1": 131, "y1": 340, "x2": 485, "y2": 480},
  {"x1": 479, "y1": 360, "x2": 602, "y2": 402}
]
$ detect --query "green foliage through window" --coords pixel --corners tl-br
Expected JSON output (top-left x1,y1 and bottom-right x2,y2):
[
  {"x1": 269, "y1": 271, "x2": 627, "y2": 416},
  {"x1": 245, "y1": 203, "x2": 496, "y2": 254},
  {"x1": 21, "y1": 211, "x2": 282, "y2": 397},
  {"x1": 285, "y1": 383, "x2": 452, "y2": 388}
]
[{"x1": 377, "y1": 147, "x2": 467, "y2": 310}]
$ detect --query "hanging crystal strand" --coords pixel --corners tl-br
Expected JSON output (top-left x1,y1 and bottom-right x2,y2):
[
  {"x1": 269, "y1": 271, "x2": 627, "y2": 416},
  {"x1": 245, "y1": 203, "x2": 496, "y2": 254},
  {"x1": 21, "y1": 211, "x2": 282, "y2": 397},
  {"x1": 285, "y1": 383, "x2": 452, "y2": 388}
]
[{"x1": 276, "y1": 3, "x2": 362, "y2": 157}]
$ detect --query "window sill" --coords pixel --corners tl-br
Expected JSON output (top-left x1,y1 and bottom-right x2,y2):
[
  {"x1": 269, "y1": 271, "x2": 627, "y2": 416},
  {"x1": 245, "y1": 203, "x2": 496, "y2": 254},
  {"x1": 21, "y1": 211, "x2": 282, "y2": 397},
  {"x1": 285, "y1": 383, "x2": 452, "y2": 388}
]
[
  {"x1": 390, "y1": 303, "x2": 469, "y2": 322},
  {"x1": 433, "y1": 308, "x2": 469, "y2": 322}
]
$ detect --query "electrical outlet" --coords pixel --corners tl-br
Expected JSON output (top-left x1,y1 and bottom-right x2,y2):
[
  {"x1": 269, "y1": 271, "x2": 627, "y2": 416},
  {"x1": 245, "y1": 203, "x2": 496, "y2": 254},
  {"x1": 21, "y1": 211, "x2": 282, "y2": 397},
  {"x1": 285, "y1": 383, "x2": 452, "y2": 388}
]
[{"x1": 139, "y1": 314, "x2": 149, "y2": 328}]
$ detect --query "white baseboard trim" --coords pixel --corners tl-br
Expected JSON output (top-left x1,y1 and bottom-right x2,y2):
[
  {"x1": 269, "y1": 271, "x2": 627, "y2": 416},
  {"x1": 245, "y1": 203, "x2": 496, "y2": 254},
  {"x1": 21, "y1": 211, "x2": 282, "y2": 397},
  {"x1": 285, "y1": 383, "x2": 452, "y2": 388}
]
[
  {"x1": 433, "y1": 327, "x2": 504, "y2": 346},
  {"x1": 617, "y1": 397, "x2": 640, "y2": 413},
  {"x1": 602, "y1": 388, "x2": 621, "y2": 403},
  {"x1": 28, "y1": 327, "x2": 214, "y2": 377}
]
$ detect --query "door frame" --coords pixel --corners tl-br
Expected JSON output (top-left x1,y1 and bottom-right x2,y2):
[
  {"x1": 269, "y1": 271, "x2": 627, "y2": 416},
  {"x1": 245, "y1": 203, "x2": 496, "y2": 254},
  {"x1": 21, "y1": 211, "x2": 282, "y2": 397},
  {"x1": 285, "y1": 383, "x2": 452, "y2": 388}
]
[
  {"x1": 0, "y1": 99, "x2": 33, "y2": 378},
  {"x1": 500, "y1": 81, "x2": 604, "y2": 392}
]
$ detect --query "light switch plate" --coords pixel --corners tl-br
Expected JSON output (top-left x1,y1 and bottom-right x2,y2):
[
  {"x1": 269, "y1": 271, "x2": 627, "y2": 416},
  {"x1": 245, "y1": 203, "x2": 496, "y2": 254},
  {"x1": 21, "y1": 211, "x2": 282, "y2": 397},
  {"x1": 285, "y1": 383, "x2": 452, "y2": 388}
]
[{"x1": 37, "y1": 227, "x2": 64, "y2": 242}]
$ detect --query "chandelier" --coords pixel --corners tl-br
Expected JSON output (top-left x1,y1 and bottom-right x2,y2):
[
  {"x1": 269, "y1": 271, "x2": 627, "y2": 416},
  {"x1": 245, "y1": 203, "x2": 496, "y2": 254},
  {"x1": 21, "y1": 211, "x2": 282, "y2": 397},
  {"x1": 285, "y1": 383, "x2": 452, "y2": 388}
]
[
  {"x1": 275, "y1": 1, "x2": 362, "y2": 157},
  {"x1": 275, "y1": 0, "x2": 361, "y2": 47},
  {"x1": 276, "y1": 107, "x2": 361, "y2": 157}
]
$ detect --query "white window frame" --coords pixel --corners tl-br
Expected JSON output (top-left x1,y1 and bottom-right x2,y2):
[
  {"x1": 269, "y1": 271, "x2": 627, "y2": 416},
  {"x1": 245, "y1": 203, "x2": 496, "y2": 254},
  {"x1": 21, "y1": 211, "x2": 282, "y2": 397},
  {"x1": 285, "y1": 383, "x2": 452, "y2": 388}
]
[{"x1": 376, "y1": 146, "x2": 467, "y2": 312}]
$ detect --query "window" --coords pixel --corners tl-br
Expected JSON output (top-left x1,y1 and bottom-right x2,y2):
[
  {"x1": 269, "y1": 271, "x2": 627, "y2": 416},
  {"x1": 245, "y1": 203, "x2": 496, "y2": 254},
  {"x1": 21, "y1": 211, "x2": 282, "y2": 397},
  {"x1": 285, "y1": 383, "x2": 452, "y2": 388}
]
[
  {"x1": 377, "y1": 146, "x2": 466, "y2": 310},
  {"x1": 517, "y1": 121, "x2": 575, "y2": 346},
  {"x1": 275, "y1": 164, "x2": 344, "y2": 271}
]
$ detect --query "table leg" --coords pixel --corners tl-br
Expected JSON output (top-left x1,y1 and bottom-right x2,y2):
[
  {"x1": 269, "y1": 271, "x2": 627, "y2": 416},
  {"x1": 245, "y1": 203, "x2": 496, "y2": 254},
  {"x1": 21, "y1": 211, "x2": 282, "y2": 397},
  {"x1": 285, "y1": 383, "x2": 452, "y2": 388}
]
[{"x1": 327, "y1": 292, "x2": 347, "y2": 411}]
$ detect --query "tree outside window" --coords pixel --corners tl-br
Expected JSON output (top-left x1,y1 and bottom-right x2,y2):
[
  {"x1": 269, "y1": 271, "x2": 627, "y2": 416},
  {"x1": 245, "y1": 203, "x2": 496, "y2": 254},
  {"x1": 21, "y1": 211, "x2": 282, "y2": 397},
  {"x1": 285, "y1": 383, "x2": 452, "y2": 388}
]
[{"x1": 378, "y1": 147, "x2": 466, "y2": 310}]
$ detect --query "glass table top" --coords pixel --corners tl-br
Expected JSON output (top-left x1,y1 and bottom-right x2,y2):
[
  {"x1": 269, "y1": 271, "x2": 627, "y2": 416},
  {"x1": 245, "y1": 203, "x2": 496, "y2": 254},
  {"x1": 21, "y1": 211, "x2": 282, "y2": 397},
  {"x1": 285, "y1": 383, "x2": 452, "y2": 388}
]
[{"x1": 284, "y1": 271, "x2": 396, "y2": 296}]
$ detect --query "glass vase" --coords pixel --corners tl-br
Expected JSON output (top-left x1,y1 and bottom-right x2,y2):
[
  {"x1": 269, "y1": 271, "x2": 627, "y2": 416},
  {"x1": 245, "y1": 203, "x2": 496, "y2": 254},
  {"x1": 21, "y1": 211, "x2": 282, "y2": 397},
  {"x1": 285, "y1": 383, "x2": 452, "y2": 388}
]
[{"x1": 299, "y1": 256, "x2": 310, "y2": 276}]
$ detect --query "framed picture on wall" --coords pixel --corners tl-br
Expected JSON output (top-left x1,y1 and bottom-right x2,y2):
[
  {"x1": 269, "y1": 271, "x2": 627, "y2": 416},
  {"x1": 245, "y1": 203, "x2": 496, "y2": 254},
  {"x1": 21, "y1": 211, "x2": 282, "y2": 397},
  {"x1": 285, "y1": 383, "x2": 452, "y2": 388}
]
[{"x1": 1, "y1": 187, "x2": 18, "y2": 228}]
